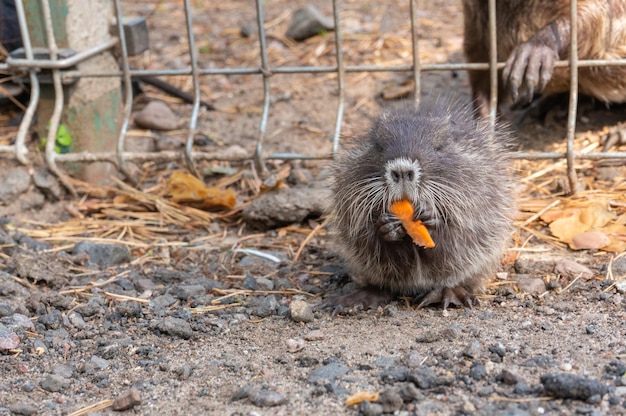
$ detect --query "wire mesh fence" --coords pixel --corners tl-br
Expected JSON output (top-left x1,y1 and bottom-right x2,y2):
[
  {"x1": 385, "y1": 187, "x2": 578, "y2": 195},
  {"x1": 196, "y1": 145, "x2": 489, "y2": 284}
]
[{"x1": 1, "y1": 0, "x2": 626, "y2": 194}]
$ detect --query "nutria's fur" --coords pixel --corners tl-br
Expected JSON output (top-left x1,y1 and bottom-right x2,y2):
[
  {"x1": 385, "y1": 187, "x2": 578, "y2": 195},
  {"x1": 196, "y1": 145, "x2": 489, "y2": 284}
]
[
  {"x1": 329, "y1": 98, "x2": 515, "y2": 310},
  {"x1": 463, "y1": 0, "x2": 626, "y2": 116}
]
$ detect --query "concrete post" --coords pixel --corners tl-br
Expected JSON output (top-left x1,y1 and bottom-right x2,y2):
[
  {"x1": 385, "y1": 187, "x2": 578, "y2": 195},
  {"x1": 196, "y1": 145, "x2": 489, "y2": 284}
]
[{"x1": 24, "y1": 0, "x2": 122, "y2": 184}]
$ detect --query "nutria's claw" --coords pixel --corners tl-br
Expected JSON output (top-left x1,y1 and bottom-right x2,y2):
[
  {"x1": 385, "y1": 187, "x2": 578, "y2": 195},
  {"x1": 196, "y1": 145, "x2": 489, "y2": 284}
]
[
  {"x1": 377, "y1": 212, "x2": 407, "y2": 241},
  {"x1": 503, "y1": 41, "x2": 557, "y2": 104},
  {"x1": 416, "y1": 287, "x2": 480, "y2": 310}
]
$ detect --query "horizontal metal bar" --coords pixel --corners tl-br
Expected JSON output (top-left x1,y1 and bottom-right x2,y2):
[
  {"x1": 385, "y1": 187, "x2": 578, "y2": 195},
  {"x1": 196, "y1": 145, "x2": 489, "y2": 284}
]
[
  {"x1": 52, "y1": 149, "x2": 252, "y2": 163},
  {"x1": 6, "y1": 38, "x2": 118, "y2": 69},
  {"x1": 514, "y1": 151, "x2": 626, "y2": 160}
]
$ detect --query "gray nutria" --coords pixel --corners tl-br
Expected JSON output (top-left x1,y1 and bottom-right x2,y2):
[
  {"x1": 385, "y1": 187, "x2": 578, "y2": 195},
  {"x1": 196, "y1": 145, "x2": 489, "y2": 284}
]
[
  {"x1": 328, "y1": 98, "x2": 515, "y2": 310},
  {"x1": 463, "y1": 0, "x2": 626, "y2": 117}
]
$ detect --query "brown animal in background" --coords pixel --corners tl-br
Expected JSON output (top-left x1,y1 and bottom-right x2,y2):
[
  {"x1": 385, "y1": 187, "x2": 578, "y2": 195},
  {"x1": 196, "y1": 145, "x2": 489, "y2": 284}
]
[{"x1": 462, "y1": 0, "x2": 626, "y2": 117}]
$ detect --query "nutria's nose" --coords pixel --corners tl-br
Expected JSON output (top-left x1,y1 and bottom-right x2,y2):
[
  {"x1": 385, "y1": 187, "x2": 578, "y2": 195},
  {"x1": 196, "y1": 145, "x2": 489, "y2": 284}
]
[{"x1": 390, "y1": 168, "x2": 416, "y2": 183}]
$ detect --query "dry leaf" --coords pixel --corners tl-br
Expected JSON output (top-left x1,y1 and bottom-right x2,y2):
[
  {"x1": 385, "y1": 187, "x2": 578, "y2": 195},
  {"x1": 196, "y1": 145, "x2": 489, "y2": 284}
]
[
  {"x1": 345, "y1": 391, "x2": 379, "y2": 406},
  {"x1": 167, "y1": 171, "x2": 236, "y2": 210},
  {"x1": 571, "y1": 231, "x2": 611, "y2": 250}
]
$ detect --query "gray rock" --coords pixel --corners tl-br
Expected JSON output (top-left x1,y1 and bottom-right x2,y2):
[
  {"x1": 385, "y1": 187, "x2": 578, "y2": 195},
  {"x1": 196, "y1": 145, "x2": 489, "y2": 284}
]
[
  {"x1": 398, "y1": 383, "x2": 423, "y2": 402},
  {"x1": 242, "y1": 187, "x2": 327, "y2": 229},
  {"x1": 359, "y1": 400, "x2": 384, "y2": 416},
  {"x1": 470, "y1": 362, "x2": 487, "y2": 380},
  {"x1": 243, "y1": 273, "x2": 259, "y2": 290},
  {"x1": 286, "y1": 5, "x2": 334, "y2": 41},
  {"x1": 134, "y1": 101, "x2": 179, "y2": 131},
  {"x1": 115, "y1": 301, "x2": 143, "y2": 318},
  {"x1": 255, "y1": 295, "x2": 279, "y2": 317},
  {"x1": 289, "y1": 299, "x2": 314, "y2": 323},
  {"x1": 516, "y1": 275, "x2": 546, "y2": 295},
  {"x1": 308, "y1": 362, "x2": 350, "y2": 383},
  {"x1": 514, "y1": 252, "x2": 561, "y2": 275},
  {"x1": 0, "y1": 323, "x2": 19, "y2": 350},
  {"x1": 158, "y1": 316, "x2": 193, "y2": 339},
  {"x1": 554, "y1": 259, "x2": 594, "y2": 281},
  {"x1": 407, "y1": 366, "x2": 437, "y2": 389},
  {"x1": 499, "y1": 369, "x2": 522, "y2": 385},
  {"x1": 8, "y1": 403, "x2": 38, "y2": 416},
  {"x1": 522, "y1": 355, "x2": 557, "y2": 368},
  {"x1": 0, "y1": 167, "x2": 30, "y2": 203},
  {"x1": 90, "y1": 355, "x2": 110, "y2": 369},
  {"x1": 72, "y1": 242, "x2": 130, "y2": 268},
  {"x1": 112, "y1": 387, "x2": 142, "y2": 411},
  {"x1": 248, "y1": 385, "x2": 288, "y2": 407},
  {"x1": 168, "y1": 285, "x2": 206, "y2": 300},
  {"x1": 51, "y1": 364, "x2": 74, "y2": 378},
  {"x1": 463, "y1": 341, "x2": 482, "y2": 359},
  {"x1": 256, "y1": 278, "x2": 274, "y2": 290},
  {"x1": 541, "y1": 373, "x2": 609, "y2": 400},
  {"x1": 378, "y1": 388, "x2": 404, "y2": 413},
  {"x1": 32, "y1": 167, "x2": 62, "y2": 201},
  {"x1": 40, "y1": 374, "x2": 67, "y2": 392},
  {"x1": 0, "y1": 303, "x2": 14, "y2": 317},
  {"x1": 151, "y1": 294, "x2": 177, "y2": 309},
  {"x1": 38, "y1": 309, "x2": 63, "y2": 330}
]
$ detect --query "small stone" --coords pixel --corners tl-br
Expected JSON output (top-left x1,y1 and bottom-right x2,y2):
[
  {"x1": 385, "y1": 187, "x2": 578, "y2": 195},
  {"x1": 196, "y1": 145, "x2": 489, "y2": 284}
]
[
  {"x1": 470, "y1": 362, "x2": 487, "y2": 380},
  {"x1": 554, "y1": 259, "x2": 594, "y2": 281},
  {"x1": 248, "y1": 385, "x2": 288, "y2": 407},
  {"x1": 242, "y1": 273, "x2": 258, "y2": 290},
  {"x1": 90, "y1": 355, "x2": 110, "y2": 369},
  {"x1": 168, "y1": 285, "x2": 206, "y2": 300},
  {"x1": 40, "y1": 374, "x2": 66, "y2": 392},
  {"x1": 286, "y1": 338, "x2": 305, "y2": 353},
  {"x1": 586, "y1": 325, "x2": 595, "y2": 334},
  {"x1": 488, "y1": 343, "x2": 506, "y2": 358},
  {"x1": 8, "y1": 403, "x2": 38, "y2": 416},
  {"x1": 67, "y1": 312, "x2": 86, "y2": 329},
  {"x1": 254, "y1": 295, "x2": 279, "y2": 317},
  {"x1": 0, "y1": 323, "x2": 20, "y2": 350},
  {"x1": 499, "y1": 369, "x2": 522, "y2": 385},
  {"x1": 405, "y1": 350, "x2": 424, "y2": 368},
  {"x1": 398, "y1": 383, "x2": 422, "y2": 402},
  {"x1": 571, "y1": 231, "x2": 611, "y2": 250},
  {"x1": 72, "y1": 242, "x2": 130, "y2": 268},
  {"x1": 51, "y1": 364, "x2": 74, "y2": 378},
  {"x1": 32, "y1": 167, "x2": 62, "y2": 201},
  {"x1": 290, "y1": 299, "x2": 314, "y2": 323},
  {"x1": 522, "y1": 355, "x2": 556, "y2": 368},
  {"x1": 115, "y1": 301, "x2": 143, "y2": 318},
  {"x1": 38, "y1": 309, "x2": 63, "y2": 330},
  {"x1": 157, "y1": 317, "x2": 193, "y2": 339},
  {"x1": 134, "y1": 100, "x2": 179, "y2": 131},
  {"x1": 256, "y1": 277, "x2": 274, "y2": 290},
  {"x1": 540, "y1": 372, "x2": 609, "y2": 400},
  {"x1": 615, "y1": 281, "x2": 626, "y2": 294},
  {"x1": 285, "y1": 5, "x2": 335, "y2": 42},
  {"x1": 151, "y1": 294, "x2": 177, "y2": 309},
  {"x1": 0, "y1": 167, "x2": 30, "y2": 204},
  {"x1": 463, "y1": 341, "x2": 481, "y2": 359},
  {"x1": 112, "y1": 387, "x2": 142, "y2": 411},
  {"x1": 0, "y1": 303, "x2": 15, "y2": 317},
  {"x1": 307, "y1": 362, "x2": 349, "y2": 384},
  {"x1": 407, "y1": 366, "x2": 437, "y2": 389},
  {"x1": 359, "y1": 400, "x2": 384, "y2": 416},
  {"x1": 378, "y1": 388, "x2": 403, "y2": 413},
  {"x1": 303, "y1": 330, "x2": 325, "y2": 341},
  {"x1": 516, "y1": 275, "x2": 546, "y2": 295}
]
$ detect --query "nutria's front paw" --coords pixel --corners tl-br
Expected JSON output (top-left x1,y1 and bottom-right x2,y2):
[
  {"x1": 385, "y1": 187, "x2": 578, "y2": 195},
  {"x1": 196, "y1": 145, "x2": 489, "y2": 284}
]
[
  {"x1": 412, "y1": 203, "x2": 440, "y2": 228},
  {"x1": 377, "y1": 212, "x2": 406, "y2": 241},
  {"x1": 503, "y1": 41, "x2": 557, "y2": 103}
]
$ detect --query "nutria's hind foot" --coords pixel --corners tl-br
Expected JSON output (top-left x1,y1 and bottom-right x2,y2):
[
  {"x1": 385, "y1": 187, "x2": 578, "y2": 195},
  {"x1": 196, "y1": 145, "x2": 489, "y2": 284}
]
[
  {"x1": 416, "y1": 287, "x2": 480, "y2": 310},
  {"x1": 322, "y1": 288, "x2": 393, "y2": 315}
]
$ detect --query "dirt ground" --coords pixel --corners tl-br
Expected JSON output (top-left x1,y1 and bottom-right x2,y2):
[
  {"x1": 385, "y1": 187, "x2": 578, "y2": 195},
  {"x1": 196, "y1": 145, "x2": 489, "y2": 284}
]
[{"x1": 1, "y1": 1, "x2": 626, "y2": 415}]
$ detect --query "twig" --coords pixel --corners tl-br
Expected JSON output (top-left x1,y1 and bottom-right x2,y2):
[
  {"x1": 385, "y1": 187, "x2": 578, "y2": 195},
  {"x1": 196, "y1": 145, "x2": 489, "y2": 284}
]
[{"x1": 293, "y1": 218, "x2": 328, "y2": 262}]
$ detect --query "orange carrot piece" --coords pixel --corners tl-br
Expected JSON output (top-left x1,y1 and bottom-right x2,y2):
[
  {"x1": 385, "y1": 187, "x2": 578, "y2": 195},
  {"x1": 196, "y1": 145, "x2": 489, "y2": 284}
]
[{"x1": 390, "y1": 200, "x2": 436, "y2": 249}]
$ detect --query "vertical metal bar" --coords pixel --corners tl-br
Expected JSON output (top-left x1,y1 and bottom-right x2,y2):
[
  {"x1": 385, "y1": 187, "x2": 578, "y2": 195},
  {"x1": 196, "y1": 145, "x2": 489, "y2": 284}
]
[
  {"x1": 331, "y1": 0, "x2": 345, "y2": 156},
  {"x1": 14, "y1": 0, "x2": 39, "y2": 165},
  {"x1": 40, "y1": 0, "x2": 76, "y2": 196},
  {"x1": 566, "y1": 0, "x2": 579, "y2": 193},
  {"x1": 113, "y1": 0, "x2": 136, "y2": 183},
  {"x1": 409, "y1": 0, "x2": 421, "y2": 107},
  {"x1": 487, "y1": 0, "x2": 497, "y2": 128},
  {"x1": 182, "y1": 0, "x2": 202, "y2": 177},
  {"x1": 254, "y1": 0, "x2": 271, "y2": 173}
]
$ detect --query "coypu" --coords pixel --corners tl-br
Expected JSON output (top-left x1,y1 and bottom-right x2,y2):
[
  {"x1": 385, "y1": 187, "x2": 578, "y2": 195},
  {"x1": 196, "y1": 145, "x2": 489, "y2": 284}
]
[
  {"x1": 462, "y1": 0, "x2": 626, "y2": 117},
  {"x1": 328, "y1": 98, "x2": 515, "y2": 310}
]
